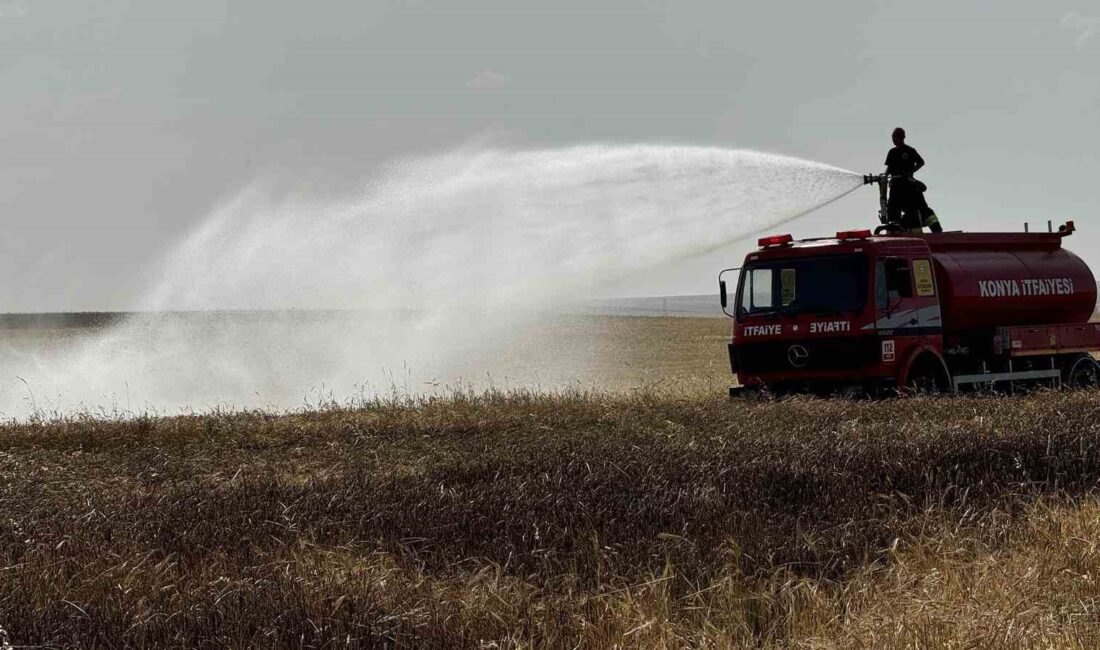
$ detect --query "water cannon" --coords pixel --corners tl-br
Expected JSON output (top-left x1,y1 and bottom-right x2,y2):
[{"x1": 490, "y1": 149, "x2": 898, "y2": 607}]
[{"x1": 863, "y1": 173, "x2": 890, "y2": 224}]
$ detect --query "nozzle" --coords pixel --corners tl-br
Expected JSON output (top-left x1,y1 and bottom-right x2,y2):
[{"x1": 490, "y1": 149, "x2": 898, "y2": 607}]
[{"x1": 863, "y1": 173, "x2": 886, "y2": 185}]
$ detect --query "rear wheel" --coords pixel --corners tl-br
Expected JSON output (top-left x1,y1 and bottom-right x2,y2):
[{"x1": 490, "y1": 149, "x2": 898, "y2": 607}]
[{"x1": 1064, "y1": 354, "x2": 1100, "y2": 389}]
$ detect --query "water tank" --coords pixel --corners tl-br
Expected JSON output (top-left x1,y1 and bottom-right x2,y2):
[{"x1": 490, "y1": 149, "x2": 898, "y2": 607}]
[{"x1": 928, "y1": 233, "x2": 1097, "y2": 332}]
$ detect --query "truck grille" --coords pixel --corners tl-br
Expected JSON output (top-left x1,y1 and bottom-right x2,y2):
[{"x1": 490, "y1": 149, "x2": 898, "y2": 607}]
[{"x1": 734, "y1": 336, "x2": 881, "y2": 375}]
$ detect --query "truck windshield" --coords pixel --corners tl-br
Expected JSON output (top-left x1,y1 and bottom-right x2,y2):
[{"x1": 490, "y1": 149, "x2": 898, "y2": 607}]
[{"x1": 738, "y1": 254, "x2": 868, "y2": 317}]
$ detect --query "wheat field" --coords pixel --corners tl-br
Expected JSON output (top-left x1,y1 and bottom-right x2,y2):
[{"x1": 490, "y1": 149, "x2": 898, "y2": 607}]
[{"x1": 2, "y1": 316, "x2": 1099, "y2": 648}]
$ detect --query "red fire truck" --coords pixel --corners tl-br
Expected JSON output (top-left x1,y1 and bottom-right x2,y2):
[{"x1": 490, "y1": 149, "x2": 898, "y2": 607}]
[{"x1": 719, "y1": 221, "x2": 1100, "y2": 396}]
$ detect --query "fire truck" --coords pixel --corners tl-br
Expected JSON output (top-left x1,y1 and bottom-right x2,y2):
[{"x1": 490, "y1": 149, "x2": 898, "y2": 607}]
[{"x1": 719, "y1": 221, "x2": 1100, "y2": 396}]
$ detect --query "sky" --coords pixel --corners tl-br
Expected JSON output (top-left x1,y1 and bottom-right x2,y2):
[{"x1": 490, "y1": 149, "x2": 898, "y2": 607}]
[{"x1": 1, "y1": 0, "x2": 1098, "y2": 311}]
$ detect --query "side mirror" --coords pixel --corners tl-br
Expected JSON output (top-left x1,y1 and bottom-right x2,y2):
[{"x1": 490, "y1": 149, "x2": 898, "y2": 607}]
[
  {"x1": 887, "y1": 290, "x2": 902, "y2": 315},
  {"x1": 717, "y1": 267, "x2": 740, "y2": 318}
]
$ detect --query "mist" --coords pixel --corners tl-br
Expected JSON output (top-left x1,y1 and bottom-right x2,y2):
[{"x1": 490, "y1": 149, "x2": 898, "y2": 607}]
[{"x1": 2, "y1": 144, "x2": 861, "y2": 419}]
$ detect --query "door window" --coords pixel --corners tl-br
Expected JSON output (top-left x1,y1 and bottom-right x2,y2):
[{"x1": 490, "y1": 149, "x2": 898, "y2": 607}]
[
  {"x1": 780, "y1": 268, "x2": 796, "y2": 306},
  {"x1": 876, "y1": 259, "x2": 913, "y2": 309},
  {"x1": 875, "y1": 261, "x2": 888, "y2": 309}
]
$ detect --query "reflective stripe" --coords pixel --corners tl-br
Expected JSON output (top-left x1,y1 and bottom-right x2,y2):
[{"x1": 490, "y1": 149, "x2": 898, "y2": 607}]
[{"x1": 862, "y1": 305, "x2": 942, "y2": 331}]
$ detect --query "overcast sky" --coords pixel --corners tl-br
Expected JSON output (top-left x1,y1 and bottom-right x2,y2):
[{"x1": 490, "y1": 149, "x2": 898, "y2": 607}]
[{"x1": 2, "y1": 0, "x2": 1098, "y2": 311}]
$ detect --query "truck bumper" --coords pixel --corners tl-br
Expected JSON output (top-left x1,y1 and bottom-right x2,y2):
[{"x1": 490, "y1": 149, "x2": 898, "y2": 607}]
[{"x1": 733, "y1": 375, "x2": 899, "y2": 398}]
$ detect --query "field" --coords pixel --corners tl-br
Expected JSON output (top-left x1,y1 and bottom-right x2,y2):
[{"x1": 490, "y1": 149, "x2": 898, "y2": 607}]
[{"x1": 3, "y1": 316, "x2": 1100, "y2": 648}]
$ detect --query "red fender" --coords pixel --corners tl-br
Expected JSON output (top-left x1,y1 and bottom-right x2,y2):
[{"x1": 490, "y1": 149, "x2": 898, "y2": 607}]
[{"x1": 897, "y1": 344, "x2": 950, "y2": 389}]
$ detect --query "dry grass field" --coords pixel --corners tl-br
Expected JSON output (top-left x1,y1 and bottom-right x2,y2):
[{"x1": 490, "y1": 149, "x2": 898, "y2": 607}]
[
  {"x1": 476, "y1": 315, "x2": 733, "y2": 393},
  {"x1": 3, "y1": 315, "x2": 1100, "y2": 648}
]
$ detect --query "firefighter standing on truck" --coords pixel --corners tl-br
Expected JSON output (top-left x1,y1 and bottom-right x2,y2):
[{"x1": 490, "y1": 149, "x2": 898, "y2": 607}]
[{"x1": 885, "y1": 127, "x2": 942, "y2": 233}]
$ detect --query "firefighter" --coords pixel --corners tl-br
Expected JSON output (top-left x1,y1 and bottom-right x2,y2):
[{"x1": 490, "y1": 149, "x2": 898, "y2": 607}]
[{"x1": 884, "y1": 127, "x2": 942, "y2": 233}]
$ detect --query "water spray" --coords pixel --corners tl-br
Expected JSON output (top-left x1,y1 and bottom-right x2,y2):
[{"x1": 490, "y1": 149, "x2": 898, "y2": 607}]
[{"x1": 3, "y1": 145, "x2": 865, "y2": 418}]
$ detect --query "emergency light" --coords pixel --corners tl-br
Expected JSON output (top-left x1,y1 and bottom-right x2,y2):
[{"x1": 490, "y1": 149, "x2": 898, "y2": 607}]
[
  {"x1": 758, "y1": 234, "x2": 793, "y2": 248},
  {"x1": 836, "y1": 229, "x2": 872, "y2": 241}
]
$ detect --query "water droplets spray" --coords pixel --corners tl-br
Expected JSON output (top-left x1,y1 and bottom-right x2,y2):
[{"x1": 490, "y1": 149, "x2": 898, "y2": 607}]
[{"x1": 2, "y1": 144, "x2": 862, "y2": 418}]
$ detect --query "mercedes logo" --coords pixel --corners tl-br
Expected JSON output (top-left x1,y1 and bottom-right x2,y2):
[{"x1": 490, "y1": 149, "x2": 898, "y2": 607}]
[{"x1": 787, "y1": 344, "x2": 809, "y2": 368}]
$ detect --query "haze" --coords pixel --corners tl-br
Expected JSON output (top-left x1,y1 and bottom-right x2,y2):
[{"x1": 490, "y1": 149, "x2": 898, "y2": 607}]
[{"x1": 2, "y1": 0, "x2": 1097, "y2": 312}]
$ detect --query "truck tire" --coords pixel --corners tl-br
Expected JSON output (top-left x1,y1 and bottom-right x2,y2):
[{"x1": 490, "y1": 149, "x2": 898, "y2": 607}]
[
  {"x1": 1063, "y1": 354, "x2": 1100, "y2": 389},
  {"x1": 904, "y1": 355, "x2": 950, "y2": 396}
]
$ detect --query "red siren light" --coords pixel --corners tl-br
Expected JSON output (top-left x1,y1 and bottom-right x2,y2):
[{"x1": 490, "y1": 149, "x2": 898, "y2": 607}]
[
  {"x1": 836, "y1": 229, "x2": 872, "y2": 241},
  {"x1": 758, "y1": 233, "x2": 794, "y2": 248}
]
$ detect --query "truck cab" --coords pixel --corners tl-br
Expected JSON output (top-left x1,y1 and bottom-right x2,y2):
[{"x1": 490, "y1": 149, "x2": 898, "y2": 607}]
[{"x1": 720, "y1": 225, "x2": 1100, "y2": 396}]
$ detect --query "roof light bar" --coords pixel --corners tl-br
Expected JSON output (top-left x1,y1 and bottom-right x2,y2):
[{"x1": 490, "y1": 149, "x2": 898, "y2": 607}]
[
  {"x1": 758, "y1": 233, "x2": 794, "y2": 248},
  {"x1": 836, "y1": 229, "x2": 873, "y2": 241}
]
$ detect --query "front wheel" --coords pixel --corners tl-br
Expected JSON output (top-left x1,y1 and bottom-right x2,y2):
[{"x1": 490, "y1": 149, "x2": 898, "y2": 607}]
[{"x1": 903, "y1": 357, "x2": 951, "y2": 396}]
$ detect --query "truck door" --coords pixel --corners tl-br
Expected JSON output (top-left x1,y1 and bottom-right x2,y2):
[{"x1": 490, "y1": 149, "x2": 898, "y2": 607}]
[
  {"x1": 875, "y1": 256, "x2": 942, "y2": 364},
  {"x1": 875, "y1": 258, "x2": 919, "y2": 366}
]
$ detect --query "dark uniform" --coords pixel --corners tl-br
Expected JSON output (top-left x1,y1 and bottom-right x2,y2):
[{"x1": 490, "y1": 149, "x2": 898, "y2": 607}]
[
  {"x1": 885, "y1": 144, "x2": 923, "y2": 178},
  {"x1": 884, "y1": 144, "x2": 942, "y2": 233}
]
